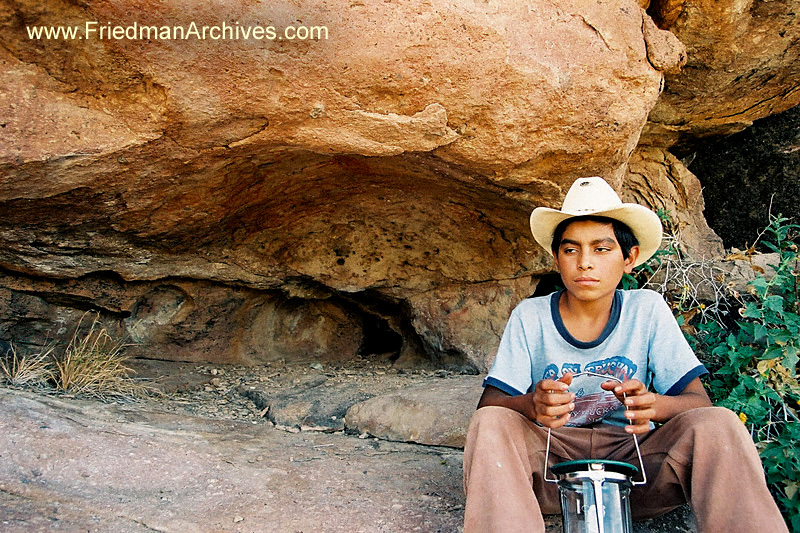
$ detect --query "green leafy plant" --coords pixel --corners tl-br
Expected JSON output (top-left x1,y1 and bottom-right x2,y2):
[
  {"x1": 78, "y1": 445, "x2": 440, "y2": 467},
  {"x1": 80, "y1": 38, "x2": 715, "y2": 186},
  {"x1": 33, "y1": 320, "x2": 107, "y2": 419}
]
[
  {"x1": 693, "y1": 214, "x2": 800, "y2": 531},
  {"x1": 627, "y1": 211, "x2": 798, "y2": 530},
  {"x1": 621, "y1": 208, "x2": 679, "y2": 290}
]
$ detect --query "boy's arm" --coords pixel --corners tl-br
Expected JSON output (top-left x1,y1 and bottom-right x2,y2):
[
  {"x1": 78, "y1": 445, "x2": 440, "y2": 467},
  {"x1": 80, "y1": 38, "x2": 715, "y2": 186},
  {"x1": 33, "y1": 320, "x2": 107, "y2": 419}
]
[
  {"x1": 603, "y1": 377, "x2": 712, "y2": 434},
  {"x1": 477, "y1": 375, "x2": 577, "y2": 429},
  {"x1": 650, "y1": 377, "x2": 712, "y2": 422}
]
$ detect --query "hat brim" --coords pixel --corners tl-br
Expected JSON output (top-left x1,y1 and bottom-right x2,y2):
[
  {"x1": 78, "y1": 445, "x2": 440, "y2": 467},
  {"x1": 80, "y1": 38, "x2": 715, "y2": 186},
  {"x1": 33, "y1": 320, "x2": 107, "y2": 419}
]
[{"x1": 530, "y1": 204, "x2": 663, "y2": 268}]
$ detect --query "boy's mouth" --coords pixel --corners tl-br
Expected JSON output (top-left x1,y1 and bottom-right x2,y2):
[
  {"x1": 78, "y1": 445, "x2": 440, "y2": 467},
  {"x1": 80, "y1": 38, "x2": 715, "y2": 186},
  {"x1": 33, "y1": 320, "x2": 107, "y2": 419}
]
[{"x1": 574, "y1": 276, "x2": 600, "y2": 285}]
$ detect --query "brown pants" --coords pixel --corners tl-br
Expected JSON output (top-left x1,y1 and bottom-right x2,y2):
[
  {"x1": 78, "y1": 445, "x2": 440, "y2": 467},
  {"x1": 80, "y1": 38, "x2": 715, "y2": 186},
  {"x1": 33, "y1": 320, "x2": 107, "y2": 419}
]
[{"x1": 463, "y1": 406, "x2": 788, "y2": 533}]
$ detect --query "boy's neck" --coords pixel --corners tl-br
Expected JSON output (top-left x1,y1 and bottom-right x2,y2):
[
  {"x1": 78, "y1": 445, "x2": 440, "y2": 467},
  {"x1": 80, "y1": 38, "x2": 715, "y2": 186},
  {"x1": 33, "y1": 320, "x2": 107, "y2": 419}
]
[{"x1": 558, "y1": 290, "x2": 615, "y2": 343}]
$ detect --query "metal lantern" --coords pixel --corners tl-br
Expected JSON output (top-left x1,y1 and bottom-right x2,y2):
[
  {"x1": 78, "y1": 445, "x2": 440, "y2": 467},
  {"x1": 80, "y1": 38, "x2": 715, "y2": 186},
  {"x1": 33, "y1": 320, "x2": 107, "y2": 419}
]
[
  {"x1": 544, "y1": 372, "x2": 647, "y2": 533},
  {"x1": 549, "y1": 459, "x2": 638, "y2": 533}
]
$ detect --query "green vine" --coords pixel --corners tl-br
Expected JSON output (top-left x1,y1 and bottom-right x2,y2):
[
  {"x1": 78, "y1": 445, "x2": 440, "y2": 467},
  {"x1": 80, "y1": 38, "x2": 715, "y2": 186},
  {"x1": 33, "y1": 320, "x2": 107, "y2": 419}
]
[{"x1": 694, "y1": 215, "x2": 800, "y2": 531}]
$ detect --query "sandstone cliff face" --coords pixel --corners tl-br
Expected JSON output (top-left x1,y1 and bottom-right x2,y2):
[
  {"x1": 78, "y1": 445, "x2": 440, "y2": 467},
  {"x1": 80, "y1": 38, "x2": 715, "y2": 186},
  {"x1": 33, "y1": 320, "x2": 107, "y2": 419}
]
[
  {"x1": 0, "y1": 0, "x2": 794, "y2": 371},
  {"x1": 644, "y1": 0, "x2": 800, "y2": 145}
]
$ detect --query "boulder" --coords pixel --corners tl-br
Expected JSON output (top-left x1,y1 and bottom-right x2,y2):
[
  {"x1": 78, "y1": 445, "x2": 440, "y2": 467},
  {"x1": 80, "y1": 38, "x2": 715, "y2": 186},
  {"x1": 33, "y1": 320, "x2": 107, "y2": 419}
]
[
  {"x1": 0, "y1": 274, "x2": 364, "y2": 365},
  {"x1": 344, "y1": 376, "x2": 484, "y2": 448},
  {"x1": 406, "y1": 277, "x2": 539, "y2": 372},
  {"x1": 623, "y1": 146, "x2": 724, "y2": 259},
  {"x1": 1, "y1": 0, "x2": 673, "y2": 179}
]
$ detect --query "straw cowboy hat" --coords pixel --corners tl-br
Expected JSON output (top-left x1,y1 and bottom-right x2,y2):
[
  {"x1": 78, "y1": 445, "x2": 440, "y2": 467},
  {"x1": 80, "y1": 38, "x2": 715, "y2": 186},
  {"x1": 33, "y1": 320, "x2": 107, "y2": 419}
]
[{"x1": 529, "y1": 176, "x2": 663, "y2": 267}]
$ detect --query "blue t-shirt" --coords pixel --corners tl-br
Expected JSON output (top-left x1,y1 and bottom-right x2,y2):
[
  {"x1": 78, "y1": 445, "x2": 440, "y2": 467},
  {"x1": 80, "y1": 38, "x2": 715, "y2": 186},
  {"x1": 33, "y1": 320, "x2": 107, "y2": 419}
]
[{"x1": 484, "y1": 289, "x2": 707, "y2": 427}]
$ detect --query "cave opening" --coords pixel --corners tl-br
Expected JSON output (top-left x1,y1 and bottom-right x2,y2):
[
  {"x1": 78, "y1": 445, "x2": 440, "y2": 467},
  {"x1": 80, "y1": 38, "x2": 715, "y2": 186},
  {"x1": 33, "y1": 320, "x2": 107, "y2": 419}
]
[{"x1": 358, "y1": 312, "x2": 403, "y2": 360}]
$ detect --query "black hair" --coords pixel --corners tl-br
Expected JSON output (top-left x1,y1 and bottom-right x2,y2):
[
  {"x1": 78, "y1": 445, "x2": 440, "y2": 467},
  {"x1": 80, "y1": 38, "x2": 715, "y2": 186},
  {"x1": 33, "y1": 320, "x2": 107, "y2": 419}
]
[{"x1": 550, "y1": 215, "x2": 639, "y2": 260}]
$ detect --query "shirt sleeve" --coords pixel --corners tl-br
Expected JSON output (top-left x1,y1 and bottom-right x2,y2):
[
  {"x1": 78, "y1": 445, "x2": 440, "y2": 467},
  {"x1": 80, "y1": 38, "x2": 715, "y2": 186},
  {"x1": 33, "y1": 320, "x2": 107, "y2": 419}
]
[
  {"x1": 645, "y1": 292, "x2": 708, "y2": 395},
  {"x1": 483, "y1": 305, "x2": 535, "y2": 396}
]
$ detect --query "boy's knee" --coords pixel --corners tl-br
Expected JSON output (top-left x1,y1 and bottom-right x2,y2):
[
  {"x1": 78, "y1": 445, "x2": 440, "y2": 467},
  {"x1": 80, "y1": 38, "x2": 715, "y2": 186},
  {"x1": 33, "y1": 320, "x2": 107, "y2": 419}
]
[
  {"x1": 671, "y1": 406, "x2": 750, "y2": 443},
  {"x1": 680, "y1": 406, "x2": 740, "y2": 427},
  {"x1": 468, "y1": 406, "x2": 526, "y2": 435},
  {"x1": 466, "y1": 406, "x2": 534, "y2": 449}
]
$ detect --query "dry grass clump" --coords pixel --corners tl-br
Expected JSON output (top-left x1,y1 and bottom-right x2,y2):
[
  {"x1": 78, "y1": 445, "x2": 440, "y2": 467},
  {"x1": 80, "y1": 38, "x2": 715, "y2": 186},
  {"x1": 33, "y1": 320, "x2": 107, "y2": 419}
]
[
  {"x1": 0, "y1": 343, "x2": 54, "y2": 387},
  {"x1": 1, "y1": 313, "x2": 154, "y2": 401},
  {"x1": 53, "y1": 313, "x2": 152, "y2": 400}
]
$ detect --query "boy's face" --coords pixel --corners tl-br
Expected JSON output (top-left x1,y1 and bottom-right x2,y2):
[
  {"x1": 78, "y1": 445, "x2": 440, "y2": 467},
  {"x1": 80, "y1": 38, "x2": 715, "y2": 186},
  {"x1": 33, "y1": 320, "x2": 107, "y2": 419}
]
[{"x1": 553, "y1": 219, "x2": 639, "y2": 303}]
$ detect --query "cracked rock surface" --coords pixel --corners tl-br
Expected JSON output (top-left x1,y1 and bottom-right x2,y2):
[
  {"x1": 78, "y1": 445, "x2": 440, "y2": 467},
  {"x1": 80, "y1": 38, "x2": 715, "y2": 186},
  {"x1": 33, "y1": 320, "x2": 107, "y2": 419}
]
[{"x1": 0, "y1": 388, "x2": 466, "y2": 532}]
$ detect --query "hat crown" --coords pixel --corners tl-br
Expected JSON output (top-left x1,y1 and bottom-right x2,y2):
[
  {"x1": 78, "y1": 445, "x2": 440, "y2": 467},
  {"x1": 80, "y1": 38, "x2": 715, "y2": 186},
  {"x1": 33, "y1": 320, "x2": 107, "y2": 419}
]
[
  {"x1": 561, "y1": 176, "x2": 623, "y2": 215},
  {"x1": 529, "y1": 176, "x2": 663, "y2": 268}
]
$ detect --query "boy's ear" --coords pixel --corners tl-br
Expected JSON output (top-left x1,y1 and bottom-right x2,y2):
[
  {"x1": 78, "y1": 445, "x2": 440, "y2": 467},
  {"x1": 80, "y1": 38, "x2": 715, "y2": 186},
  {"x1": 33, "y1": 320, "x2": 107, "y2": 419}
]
[{"x1": 623, "y1": 246, "x2": 640, "y2": 273}]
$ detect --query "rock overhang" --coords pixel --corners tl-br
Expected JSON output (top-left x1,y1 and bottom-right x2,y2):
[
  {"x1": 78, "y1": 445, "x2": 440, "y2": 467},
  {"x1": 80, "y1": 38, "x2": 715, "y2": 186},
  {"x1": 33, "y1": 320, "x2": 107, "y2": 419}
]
[{"x1": 8, "y1": 0, "x2": 791, "y2": 370}]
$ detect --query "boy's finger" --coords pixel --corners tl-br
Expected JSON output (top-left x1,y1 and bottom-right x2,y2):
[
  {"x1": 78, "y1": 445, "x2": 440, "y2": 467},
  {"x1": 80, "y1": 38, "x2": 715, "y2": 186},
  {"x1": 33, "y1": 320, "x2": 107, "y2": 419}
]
[
  {"x1": 539, "y1": 401, "x2": 575, "y2": 417},
  {"x1": 625, "y1": 417, "x2": 653, "y2": 434},
  {"x1": 624, "y1": 407, "x2": 655, "y2": 420},
  {"x1": 549, "y1": 414, "x2": 572, "y2": 429},
  {"x1": 536, "y1": 391, "x2": 575, "y2": 407},
  {"x1": 539, "y1": 414, "x2": 571, "y2": 429},
  {"x1": 537, "y1": 404, "x2": 574, "y2": 427},
  {"x1": 624, "y1": 392, "x2": 656, "y2": 408},
  {"x1": 539, "y1": 379, "x2": 570, "y2": 392},
  {"x1": 613, "y1": 379, "x2": 645, "y2": 395}
]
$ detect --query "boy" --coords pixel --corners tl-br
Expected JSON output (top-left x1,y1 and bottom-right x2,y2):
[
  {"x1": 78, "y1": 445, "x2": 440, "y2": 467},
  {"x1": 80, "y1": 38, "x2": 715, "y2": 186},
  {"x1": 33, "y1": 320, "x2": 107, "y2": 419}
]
[{"x1": 462, "y1": 177, "x2": 787, "y2": 532}]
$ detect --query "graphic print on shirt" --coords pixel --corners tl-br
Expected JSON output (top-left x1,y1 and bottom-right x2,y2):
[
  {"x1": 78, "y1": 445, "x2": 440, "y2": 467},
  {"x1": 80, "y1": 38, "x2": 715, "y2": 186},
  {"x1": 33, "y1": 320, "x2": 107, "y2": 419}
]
[{"x1": 542, "y1": 356, "x2": 638, "y2": 426}]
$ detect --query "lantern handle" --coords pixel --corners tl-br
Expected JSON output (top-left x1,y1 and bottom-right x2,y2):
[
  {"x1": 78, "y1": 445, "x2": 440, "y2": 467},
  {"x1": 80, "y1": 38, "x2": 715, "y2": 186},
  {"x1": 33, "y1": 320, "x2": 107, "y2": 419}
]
[{"x1": 543, "y1": 372, "x2": 647, "y2": 485}]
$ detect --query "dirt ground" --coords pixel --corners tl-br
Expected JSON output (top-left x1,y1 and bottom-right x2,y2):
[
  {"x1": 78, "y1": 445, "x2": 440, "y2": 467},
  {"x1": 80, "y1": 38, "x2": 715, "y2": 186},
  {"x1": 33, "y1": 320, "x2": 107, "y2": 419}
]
[
  {"x1": 0, "y1": 359, "x2": 697, "y2": 532},
  {"x1": 0, "y1": 388, "x2": 466, "y2": 532},
  {"x1": 125, "y1": 358, "x2": 449, "y2": 429}
]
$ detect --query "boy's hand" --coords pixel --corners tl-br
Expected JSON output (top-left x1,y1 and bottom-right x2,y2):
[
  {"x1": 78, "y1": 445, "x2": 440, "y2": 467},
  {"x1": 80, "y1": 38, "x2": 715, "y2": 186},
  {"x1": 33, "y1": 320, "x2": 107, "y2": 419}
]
[
  {"x1": 532, "y1": 373, "x2": 576, "y2": 429},
  {"x1": 601, "y1": 379, "x2": 656, "y2": 434}
]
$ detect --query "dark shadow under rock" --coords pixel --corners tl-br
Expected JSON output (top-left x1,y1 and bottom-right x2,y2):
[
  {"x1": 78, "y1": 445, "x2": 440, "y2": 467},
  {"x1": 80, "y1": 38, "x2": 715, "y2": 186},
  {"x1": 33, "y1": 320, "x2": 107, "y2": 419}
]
[{"x1": 689, "y1": 103, "x2": 800, "y2": 249}]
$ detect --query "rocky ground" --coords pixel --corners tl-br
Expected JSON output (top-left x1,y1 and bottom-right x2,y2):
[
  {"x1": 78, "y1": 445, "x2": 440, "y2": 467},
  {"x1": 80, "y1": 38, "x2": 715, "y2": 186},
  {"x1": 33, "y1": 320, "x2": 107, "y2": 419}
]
[
  {"x1": 126, "y1": 358, "x2": 453, "y2": 430},
  {"x1": 0, "y1": 359, "x2": 697, "y2": 532}
]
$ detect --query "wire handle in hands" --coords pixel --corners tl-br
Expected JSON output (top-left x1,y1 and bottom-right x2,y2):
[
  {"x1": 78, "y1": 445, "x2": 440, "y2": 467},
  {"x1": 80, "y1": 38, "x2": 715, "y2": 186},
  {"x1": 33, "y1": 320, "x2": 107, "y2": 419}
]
[{"x1": 543, "y1": 372, "x2": 647, "y2": 485}]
